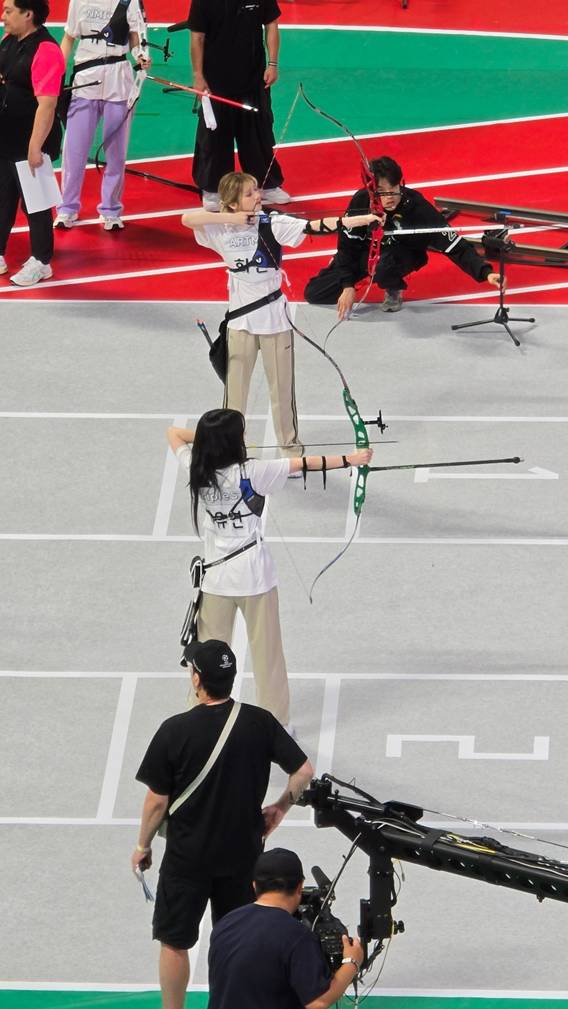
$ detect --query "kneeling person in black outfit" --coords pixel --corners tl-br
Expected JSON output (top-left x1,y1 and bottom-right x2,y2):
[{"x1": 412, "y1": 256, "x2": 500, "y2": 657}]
[
  {"x1": 208, "y1": 847, "x2": 365, "y2": 1009},
  {"x1": 304, "y1": 155, "x2": 503, "y2": 316}
]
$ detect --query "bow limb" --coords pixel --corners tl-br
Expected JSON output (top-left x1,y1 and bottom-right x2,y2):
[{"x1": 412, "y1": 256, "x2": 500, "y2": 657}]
[
  {"x1": 284, "y1": 308, "x2": 371, "y2": 599},
  {"x1": 299, "y1": 83, "x2": 382, "y2": 329}
]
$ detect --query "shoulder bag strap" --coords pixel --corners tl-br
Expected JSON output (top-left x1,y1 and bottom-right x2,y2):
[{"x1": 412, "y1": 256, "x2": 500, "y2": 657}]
[{"x1": 167, "y1": 701, "x2": 241, "y2": 817}]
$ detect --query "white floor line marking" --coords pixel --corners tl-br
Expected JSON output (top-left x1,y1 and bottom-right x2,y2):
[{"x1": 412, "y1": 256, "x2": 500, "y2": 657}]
[
  {"x1": 12, "y1": 206, "x2": 191, "y2": 234},
  {"x1": 315, "y1": 675, "x2": 341, "y2": 776},
  {"x1": 47, "y1": 17, "x2": 568, "y2": 39},
  {"x1": 279, "y1": 23, "x2": 568, "y2": 41},
  {"x1": 430, "y1": 282, "x2": 568, "y2": 302},
  {"x1": 386, "y1": 733, "x2": 550, "y2": 761},
  {"x1": 2, "y1": 982, "x2": 567, "y2": 996},
  {"x1": 96, "y1": 675, "x2": 138, "y2": 821},
  {"x1": 0, "y1": 247, "x2": 335, "y2": 295},
  {"x1": 5, "y1": 256, "x2": 568, "y2": 300},
  {"x1": 1, "y1": 412, "x2": 567, "y2": 422},
  {"x1": 12, "y1": 165, "x2": 568, "y2": 236},
  {"x1": 231, "y1": 613, "x2": 249, "y2": 702},
  {"x1": 414, "y1": 466, "x2": 559, "y2": 483},
  {"x1": 12, "y1": 166, "x2": 568, "y2": 234},
  {"x1": 3, "y1": 670, "x2": 568, "y2": 681},
  {"x1": 1, "y1": 816, "x2": 566, "y2": 832},
  {"x1": 1, "y1": 533, "x2": 568, "y2": 544},
  {"x1": 152, "y1": 414, "x2": 186, "y2": 537},
  {"x1": 35, "y1": 110, "x2": 568, "y2": 172}
]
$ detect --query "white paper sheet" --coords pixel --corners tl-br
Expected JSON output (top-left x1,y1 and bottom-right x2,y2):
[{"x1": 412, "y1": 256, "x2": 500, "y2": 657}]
[{"x1": 15, "y1": 155, "x2": 62, "y2": 214}]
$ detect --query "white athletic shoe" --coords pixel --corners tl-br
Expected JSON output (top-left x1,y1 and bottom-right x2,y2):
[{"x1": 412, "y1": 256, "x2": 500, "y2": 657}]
[
  {"x1": 10, "y1": 256, "x2": 53, "y2": 287},
  {"x1": 54, "y1": 211, "x2": 78, "y2": 229},
  {"x1": 100, "y1": 215, "x2": 124, "y2": 231},
  {"x1": 261, "y1": 186, "x2": 291, "y2": 204},
  {"x1": 202, "y1": 190, "x2": 221, "y2": 211},
  {"x1": 0, "y1": 255, "x2": 7, "y2": 275}
]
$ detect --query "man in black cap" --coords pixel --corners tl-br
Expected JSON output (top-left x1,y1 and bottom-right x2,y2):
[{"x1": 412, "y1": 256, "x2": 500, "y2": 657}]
[
  {"x1": 132, "y1": 640, "x2": 313, "y2": 1009},
  {"x1": 208, "y1": 847, "x2": 365, "y2": 1009}
]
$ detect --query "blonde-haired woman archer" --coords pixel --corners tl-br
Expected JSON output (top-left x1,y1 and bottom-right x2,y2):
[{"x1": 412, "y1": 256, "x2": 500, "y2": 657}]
[{"x1": 182, "y1": 172, "x2": 379, "y2": 458}]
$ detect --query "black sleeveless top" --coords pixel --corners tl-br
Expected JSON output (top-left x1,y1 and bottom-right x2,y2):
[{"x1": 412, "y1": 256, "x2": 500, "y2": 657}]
[{"x1": 0, "y1": 26, "x2": 63, "y2": 160}]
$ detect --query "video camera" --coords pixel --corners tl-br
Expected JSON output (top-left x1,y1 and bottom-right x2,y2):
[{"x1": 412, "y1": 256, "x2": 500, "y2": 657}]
[{"x1": 296, "y1": 865, "x2": 349, "y2": 971}]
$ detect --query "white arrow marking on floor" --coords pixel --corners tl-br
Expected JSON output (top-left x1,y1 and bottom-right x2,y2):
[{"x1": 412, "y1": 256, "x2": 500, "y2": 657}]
[
  {"x1": 414, "y1": 466, "x2": 558, "y2": 483},
  {"x1": 385, "y1": 734, "x2": 550, "y2": 760}
]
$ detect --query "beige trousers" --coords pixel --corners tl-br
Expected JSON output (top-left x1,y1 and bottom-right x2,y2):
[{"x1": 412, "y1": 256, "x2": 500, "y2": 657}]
[
  {"x1": 224, "y1": 327, "x2": 303, "y2": 457},
  {"x1": 195, "y1": 586, "x2": 290, "y2": 724}
]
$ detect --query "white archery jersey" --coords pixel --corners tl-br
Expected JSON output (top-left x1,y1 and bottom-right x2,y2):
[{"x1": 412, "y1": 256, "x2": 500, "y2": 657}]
[
  {"x1": 65, "y1": 0, "x2": 141, "y2": 100},
  {"x1": 193, "y1": 213, "x2": 306, "y2": 334},
  {"x1": 176, "y1": 447, "x2": 290, "y2": 596}
]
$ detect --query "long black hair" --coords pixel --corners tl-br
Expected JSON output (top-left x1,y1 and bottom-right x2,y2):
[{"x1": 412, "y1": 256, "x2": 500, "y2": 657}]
[{"x1": 189, "y1": 409, "x2": 248, "y2": 533}]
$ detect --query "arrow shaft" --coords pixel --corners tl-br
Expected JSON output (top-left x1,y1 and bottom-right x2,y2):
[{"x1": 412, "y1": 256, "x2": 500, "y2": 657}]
[{"x1": 145, "y1": 75, "x2": 258, "y2": 111}]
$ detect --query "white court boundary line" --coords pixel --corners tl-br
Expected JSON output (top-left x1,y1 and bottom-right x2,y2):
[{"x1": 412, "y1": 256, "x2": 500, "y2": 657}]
[
  {"x1": 96, "y1": 675, "x2": 138, "y2": 821},
  {"x1": 1, "y1": 982, "x2": 568, "y2": 997},
  {"x1": 5, "y1": 258, "x2": 568, "y2": 301},
  {"x1": 152, "y1": 414, "x2": 186, "y2": 537},
  {"x1": 38, "y1": 109, "x2": 568, "y2": 174},
  {"x1": 3, "y1": 671, "x2": 568, "y2": 680},
  {"x1": 1, "y1": 535, "x2": 566, "y2": 544},
  {"x1": 2, "y1": 412, "x2": 568, "y2": 421},
  {"x1": 0, "y1": 247, "x2": 335, "y2": 295},
  {"x1": 10, "y1": 164, "x2": 568, "y2": 234},
  {"x1": 48, "y1": 19, "x2": 568, "y2": 40}
]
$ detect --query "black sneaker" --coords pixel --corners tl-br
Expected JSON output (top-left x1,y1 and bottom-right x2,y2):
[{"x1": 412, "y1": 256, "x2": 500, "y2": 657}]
[{"x1": 381, "y1": 290, "x2": 403, "y2": 312}]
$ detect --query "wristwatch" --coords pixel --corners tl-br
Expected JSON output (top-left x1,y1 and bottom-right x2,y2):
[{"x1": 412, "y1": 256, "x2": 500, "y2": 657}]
[{"x1": 341, "y1": 957, "x2": 359, "y2": 970}]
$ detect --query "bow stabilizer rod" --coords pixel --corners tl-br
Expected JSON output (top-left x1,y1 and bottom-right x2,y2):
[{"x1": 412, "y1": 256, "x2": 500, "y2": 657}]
[{"x1": 366, "y1": 456, "x2": 522, "y2": 474}]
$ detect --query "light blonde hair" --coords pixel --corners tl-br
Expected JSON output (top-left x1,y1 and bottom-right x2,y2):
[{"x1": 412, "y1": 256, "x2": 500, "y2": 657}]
[{"x1": 218, "y1": 172, "x2": 258, "y2": 212}]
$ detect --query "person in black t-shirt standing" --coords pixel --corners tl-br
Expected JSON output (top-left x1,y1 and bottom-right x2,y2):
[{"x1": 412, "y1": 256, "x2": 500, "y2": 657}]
[
  {"x1": 208, "y1": 848, "x2": 365, "y2": 1009},
  {"x1": 132, "y1": 639, "x2": 313, "y2": 1009},
  {"x1": 187, "y1": 0, "x2": 290, "y2": 210},
  {"x1": 304, "y1": 155, "x2": 504, "y2": 316}
]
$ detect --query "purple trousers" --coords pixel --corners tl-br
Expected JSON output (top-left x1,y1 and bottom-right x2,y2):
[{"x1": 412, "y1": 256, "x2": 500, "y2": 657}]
[{"x1": 58, "y1": 97, "x2": 131, "y2": 218}]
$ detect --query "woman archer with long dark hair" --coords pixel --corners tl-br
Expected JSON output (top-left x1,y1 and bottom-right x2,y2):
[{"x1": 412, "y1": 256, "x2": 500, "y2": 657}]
[{"x1": 167, "y1": 409, "x2": 372, "y2": 727}]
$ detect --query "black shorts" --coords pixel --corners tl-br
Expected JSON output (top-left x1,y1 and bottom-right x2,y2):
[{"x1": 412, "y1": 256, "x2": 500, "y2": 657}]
[{"x1": 152, "y1": 869, "x2": 255, "y2": 949}]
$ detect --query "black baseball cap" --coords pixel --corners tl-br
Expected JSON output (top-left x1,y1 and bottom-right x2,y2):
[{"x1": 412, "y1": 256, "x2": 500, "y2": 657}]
[
  {"x1": 183, "y1": 639, "x2": 236, "y2": 680},
  {"x1": 254, "y1": 848, "x2": 305, "y2": 888}
]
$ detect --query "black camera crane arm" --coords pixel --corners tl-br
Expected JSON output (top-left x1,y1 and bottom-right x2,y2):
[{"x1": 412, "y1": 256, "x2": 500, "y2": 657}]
[{"x1": 298, "y1": 776, "x2": 568, "y2": 957}]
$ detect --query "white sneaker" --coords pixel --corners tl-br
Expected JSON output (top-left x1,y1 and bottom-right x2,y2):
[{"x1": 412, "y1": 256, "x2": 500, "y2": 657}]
[
  {"x1": 202, "y1": 190, "x2": 221, "y2": 211},
  {"x1": 10, "y1": 256, "x2": 53, "y2": 287},
  {"x1": 99, "y1": 215, "x2": 124, "y2": 231},
  {"x1": 54, "y1": 211, "x2": 78, "y2": 229},
  {"x1": 261, "y1": 186, "x2": 291, "y2": 205},
  {"x1": 0, "y1": 255, "x2": 7, "y2": 275}
]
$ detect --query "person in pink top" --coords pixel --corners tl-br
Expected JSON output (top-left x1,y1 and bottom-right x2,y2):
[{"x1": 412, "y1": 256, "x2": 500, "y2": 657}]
[{"x1": 0, "y1": 0, "x2": 65, "y2": 286}]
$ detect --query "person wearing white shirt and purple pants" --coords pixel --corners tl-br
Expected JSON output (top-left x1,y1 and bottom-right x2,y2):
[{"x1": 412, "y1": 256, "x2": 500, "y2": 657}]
[{"x1": 55, "y1": 0, "x2": 150, "y2": 231}]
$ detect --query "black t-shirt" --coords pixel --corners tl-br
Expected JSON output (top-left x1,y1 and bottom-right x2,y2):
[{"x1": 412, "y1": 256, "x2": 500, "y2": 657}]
[
  {"x1": 187, "y1": 0, "x2": 281, "y2": 98},
  {"x1": 208, "y1": 903, "x2": 331, "y2": 1009},
  {"x1": 136, "y1": 700, "x2": 307, "y2": 876}
]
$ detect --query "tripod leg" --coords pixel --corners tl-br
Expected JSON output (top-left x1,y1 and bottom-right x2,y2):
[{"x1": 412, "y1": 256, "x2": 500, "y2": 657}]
[
  {"x1": 509, "y1": 317, "x2": 536, "y2": 323},
  {"x1": 451, "y1": 319, "x2": 497, "y2": 331},
  {"x1": 503, "y1": 323, "x2": 521, "y2": 347}
]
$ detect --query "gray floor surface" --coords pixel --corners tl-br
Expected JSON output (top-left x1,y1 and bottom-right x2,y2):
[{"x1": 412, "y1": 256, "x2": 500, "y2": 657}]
[{"x1": 1, "y1": 300, "x2": 567, "y2": 993}]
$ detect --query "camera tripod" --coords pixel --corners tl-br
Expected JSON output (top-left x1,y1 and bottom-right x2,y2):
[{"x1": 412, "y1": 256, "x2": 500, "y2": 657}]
[{"x1": 451, "y1": 232, "x2": 535, "y2": 347}]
